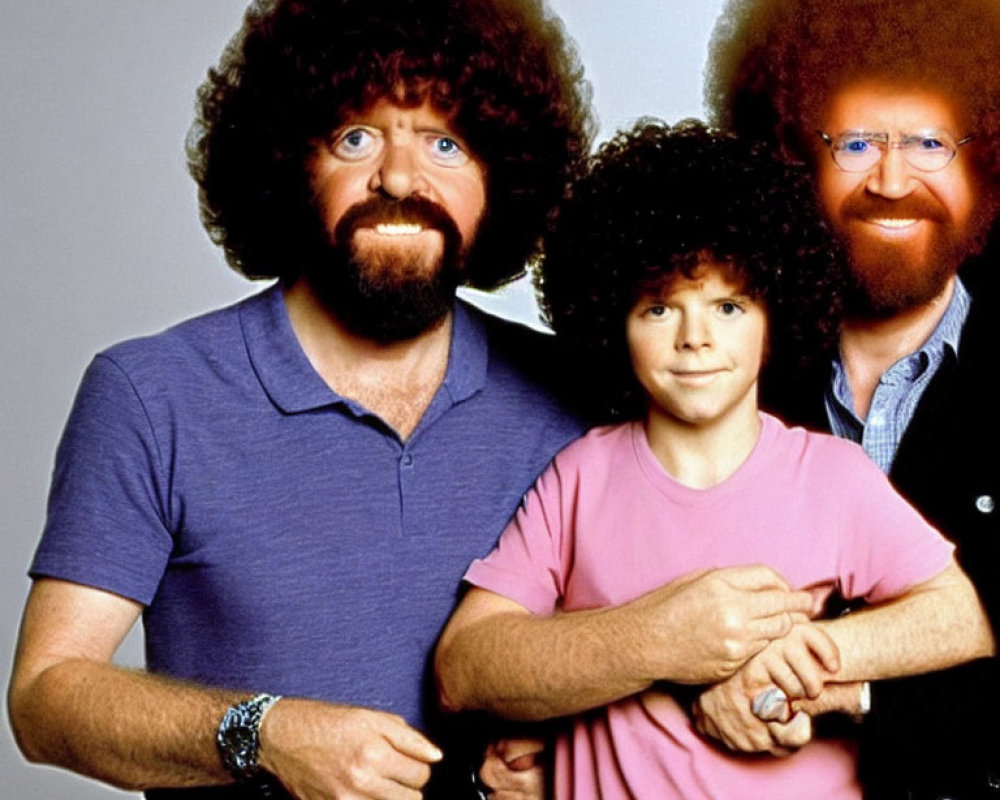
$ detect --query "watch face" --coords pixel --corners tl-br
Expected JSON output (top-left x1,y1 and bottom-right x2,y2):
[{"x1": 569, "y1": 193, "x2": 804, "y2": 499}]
[
  {"x1": 220, "y1": 708, "x2": 259, "y2": 773},
  {"x1": 218, "y1": 695, "x2": 279, "y2": 780},
  {"x1": 224, "y1": 726, "x2": 254, "y2": 752}
]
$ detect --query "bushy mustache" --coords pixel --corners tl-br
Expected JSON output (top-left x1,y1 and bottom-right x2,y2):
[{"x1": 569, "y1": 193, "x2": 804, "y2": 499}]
[
  {"x1": 840, "y1": 191, "x2": 948, "y2": 224},
  {"x1": 333, "y1": 195, "x2": 462, "y2": 247}
]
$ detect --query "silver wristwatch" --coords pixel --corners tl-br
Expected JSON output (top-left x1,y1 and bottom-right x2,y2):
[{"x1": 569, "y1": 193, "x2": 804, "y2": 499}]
[{"x1": 216, "y1": 693, "x2": 282, "y2": 782}]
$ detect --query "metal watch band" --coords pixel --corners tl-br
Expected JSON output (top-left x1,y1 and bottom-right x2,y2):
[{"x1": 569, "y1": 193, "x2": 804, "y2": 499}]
[
  {"x1": 858, "y1": 681, "x2": 871, "y2": 716},
  {"x1": 216, "y1": 693, "x2": 283, "y2": 782}
]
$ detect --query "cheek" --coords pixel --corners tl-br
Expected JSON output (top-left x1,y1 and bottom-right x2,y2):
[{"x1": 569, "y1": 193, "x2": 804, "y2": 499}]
[
  {"x1": 626, "y1": 328, "x2": 662, "y2": 384},
  {"x1": 935, "y1": 169, "x2": 979, "y2": 228},
  {"x1": 814, "y1": 163, "x2": 852, "y2": 222},
  {"x1": 446, "y1": 171, "x2": 487, "y2": 239},
  {"x1": 313, "y1": 168, "x2": 369, "y2": 232}
]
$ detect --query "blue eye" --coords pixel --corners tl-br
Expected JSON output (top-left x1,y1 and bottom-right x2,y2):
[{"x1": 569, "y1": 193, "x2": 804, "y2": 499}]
[
  {"x1": 842, "y1": 137, "x2": 871, "y2": 154},
  {"x1": 427, "y1": 135, "x2": 470, "y2": 166},
  {"x1": 332, "y1": 128, "x2": 378, "y2": 160},
  {"x1": 917, "y1": 137, "x2": 945, "y2": 151},
  {"x1": 718, "y1": 301, "x2": 744, "y2": 317}
]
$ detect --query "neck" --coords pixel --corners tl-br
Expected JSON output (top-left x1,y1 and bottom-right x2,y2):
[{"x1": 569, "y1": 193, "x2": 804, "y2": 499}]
[
  {"x1": 839, "y1": 276, "x2": 955, "y2": 419},
  {"x1": 284, "y1": 278, "x2": 453, "y2": 439},
  {"x1": 644, "y1": 394, "x2": 761, "y2": 490}
]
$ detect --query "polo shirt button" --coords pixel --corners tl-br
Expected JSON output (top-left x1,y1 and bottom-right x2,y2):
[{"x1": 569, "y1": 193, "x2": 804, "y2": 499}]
[
  {"x1": 402, "y1": 454, "x2": 414, "y2": 467},
  {"x1": 976, "y1": 495, "x2": 995, "y2": 514}
]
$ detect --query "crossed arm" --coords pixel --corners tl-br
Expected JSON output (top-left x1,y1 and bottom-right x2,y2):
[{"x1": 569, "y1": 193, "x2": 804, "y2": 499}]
[
  {"x1": 436, "y1": 559, "x2": 992, "y2": 755},
  {"x1": 435, "y1": 565, "x2": 820, "y2": 719},
  {"x1": 693, "y1": 560, "x2": 995, "y2": 754}
]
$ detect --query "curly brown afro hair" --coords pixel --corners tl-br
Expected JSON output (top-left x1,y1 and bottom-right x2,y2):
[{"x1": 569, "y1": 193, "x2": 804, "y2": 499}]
[
  {"x1": 187, "y1": 0, "x2": 594, "y2": 288},
  {"x1": 705, "y1": 0, "x2": 1000, "y2": 183},
  {"x1": 540, "y1": 119, "x2": 844, "y2": 422}
]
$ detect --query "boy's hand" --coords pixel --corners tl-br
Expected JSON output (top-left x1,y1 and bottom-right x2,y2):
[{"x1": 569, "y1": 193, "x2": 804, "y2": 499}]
[
  {"x1": 692, "y1": 621, "x2": 838, "y2": 755},
  {"x1": 479, "y1": 738, "x2": 545, "y2": 800},
  {"x1": 751, "y1": 622, "x2": 840, "y2": 700}
]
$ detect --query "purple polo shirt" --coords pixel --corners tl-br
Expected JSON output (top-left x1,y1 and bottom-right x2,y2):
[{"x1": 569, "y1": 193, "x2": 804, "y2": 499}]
[{"x1": 31, "y1": 284, "x2": 581, "y2": 729}]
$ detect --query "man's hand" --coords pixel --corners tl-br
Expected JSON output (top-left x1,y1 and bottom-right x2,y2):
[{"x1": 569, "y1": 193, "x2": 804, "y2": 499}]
[
  {"x1": 692, "y1": 669, "x2": 793, "y2": 756},
  {"x1": 629, "y1": 566, "x2": 820, "y2": 685},
  {"x1": 691, "y1": 622, "x2": 838, "y2": 755},
  {"x1": 479, "y1": 738, "x2": 545, "y2": 800},
  {"x1": 259, "y1": 698, "x2": 442, "y2": 800}
]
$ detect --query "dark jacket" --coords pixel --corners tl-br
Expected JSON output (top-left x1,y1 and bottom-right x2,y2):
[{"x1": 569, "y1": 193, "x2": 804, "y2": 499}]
[{"x1": 765, "y1": 292, "x2": 1000, "y2": 800}]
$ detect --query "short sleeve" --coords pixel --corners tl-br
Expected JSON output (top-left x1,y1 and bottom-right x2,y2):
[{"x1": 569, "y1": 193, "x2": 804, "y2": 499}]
[
  {"x1": 30, "y1": 354, "x2": 174, "y2": 604},
  {"x1": 836, "y1": 450, "x2": 954, "y2": 602},
  {"x1": 463, "y1": 454, "x2": 574, "y2": 615}
]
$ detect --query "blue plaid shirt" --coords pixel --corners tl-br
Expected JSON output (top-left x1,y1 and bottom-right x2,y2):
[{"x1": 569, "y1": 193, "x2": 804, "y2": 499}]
[{"x1": 824, "y1": 279, "x2": 970, "y2": 474}]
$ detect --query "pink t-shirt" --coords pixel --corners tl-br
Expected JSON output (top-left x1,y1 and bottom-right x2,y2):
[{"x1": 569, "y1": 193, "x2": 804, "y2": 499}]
[{"x1": 465, "y1": 414, "x2": 954, "y2": 800}]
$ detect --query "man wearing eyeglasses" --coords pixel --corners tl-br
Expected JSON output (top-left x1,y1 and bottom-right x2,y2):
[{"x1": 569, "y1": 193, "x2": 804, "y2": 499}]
[{"x1": 704, "y1": 0, "x2": 1000, "y2": 796}]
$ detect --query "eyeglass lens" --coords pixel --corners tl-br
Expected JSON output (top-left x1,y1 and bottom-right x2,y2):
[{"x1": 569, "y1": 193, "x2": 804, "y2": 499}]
[{"x1": 831, "y1": 132, "x2": 957, "y2": 172}]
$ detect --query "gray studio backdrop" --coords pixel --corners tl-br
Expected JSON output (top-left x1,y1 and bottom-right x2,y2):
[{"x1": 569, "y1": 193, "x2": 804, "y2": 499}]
[{"x1": 1, "y1": 2, "x2": 726, "y2": 796}]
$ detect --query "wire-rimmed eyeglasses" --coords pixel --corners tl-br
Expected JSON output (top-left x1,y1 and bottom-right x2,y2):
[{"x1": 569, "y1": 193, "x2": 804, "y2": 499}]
[{"x1": 817, "y1": 129, "x2": 974, "y2": 173}]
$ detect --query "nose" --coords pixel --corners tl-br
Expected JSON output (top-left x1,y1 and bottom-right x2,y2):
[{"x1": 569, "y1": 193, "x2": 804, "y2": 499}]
[
  {"x1": 371, "y1": 139, "x2": 424, "y2": 200},
  {"x1": 676, "y1": 310, "x2": 713, "y2": 351},
  {"x1": 865, "y1": 144, "x2": 912, "y2": 199}
]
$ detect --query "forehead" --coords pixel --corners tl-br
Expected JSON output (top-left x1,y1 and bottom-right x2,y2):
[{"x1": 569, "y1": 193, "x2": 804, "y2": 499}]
[
  {"x1": 344, "y1": 96, "x2": 457, "y2": 130},
  {"x1": 639, "y1": 261, "x2": 752, "y2": 297},
  {"x1": 821, "y1": 81, "x2": 970, "y2": 132}
]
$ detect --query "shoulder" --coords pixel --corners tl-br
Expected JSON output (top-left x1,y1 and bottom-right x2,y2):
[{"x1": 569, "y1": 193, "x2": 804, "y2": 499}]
[
  {"x1": 550, "y1": 423, "x2": 632, "y2": 471},
  {"x1": 93, "y1": 289, "x2": 264, "y2": 388},
  {"x1": 462, "y1": 300, "x2": 581, "y2": 424},
  {"x1": 762, "y1": 412, "x2": 878, "y2": 475},
  {"x1": 101, "y1": 293, "x2": 252, "y2": 364}
]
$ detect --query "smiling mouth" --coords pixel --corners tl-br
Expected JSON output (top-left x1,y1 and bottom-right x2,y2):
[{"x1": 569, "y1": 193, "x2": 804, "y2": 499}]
[
  {"x1": 373, "y1": 223, "x2": 424, "y2": 236},
  {"x1": 865, "y1": 218, "x2": 920, "y2": 231},
  {"x1": 671, "y1": 369, "x2": 725, "y2": 384}
]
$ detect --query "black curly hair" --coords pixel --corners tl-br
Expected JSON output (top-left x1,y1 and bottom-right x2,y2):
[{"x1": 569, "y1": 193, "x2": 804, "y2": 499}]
[
  {"x1": 540, "y1": 119, "x2": 844, "y2": 422},
  {"x1": 705, "y1": 0, "x2": 1000, "y2": 183},
  {"x1": 187, "y1": 0, "x2": 594, "y2": 288}
]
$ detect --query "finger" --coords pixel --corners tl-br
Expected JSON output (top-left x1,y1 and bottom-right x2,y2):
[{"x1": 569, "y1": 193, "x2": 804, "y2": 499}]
[
  {"x1": 381, "y1": 719, "x2": 443, "y2": 764},
  {"x1": 778, "y1": 644, "x2": 831, "y2": 699},
  {"x1": 496, "y1": 737, "x2": 545, "y2": 768},
  {"x1": 378, "y1": 748, "x2": 435, "y2": 791},
  {"x1": 720, "y1": 565, "x2": 794, "y2": 593},
  {"x1": 489, "y1": 766, "x2": 544, "y2": 798},
  {"x1": 764, "y1": 659, "x2": 807, "y2": 700},
  {"x1": 480, "y1": 754, "x2": 543, "y2": 793},
  {"x1": 768, "y1": 711, "x2": 812, "y2": 750},
  {"x1": 802, "y1": 625, "x2": 841, "y2": 673},
  {"x1": 746, "y1": 588, "x2": 817, "y2": 621},
  {"x1": 806, "y1": 583, "x2": 835, "y2": 618}
]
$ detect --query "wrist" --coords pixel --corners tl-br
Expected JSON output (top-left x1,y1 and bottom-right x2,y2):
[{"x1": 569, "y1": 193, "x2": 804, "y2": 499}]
[{"x1": 216, "y1": 693, "x2": 282, "y2": 782}]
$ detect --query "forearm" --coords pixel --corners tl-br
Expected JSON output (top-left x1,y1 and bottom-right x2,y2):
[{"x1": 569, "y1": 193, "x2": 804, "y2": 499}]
[
  {"x1": 436, "y1": 604, "x2": 653, "y2": 720},
  {"x1": 10, "y1": 658, "x2": 239, "y2": 790},
  {"x1": 438, "y1": 569, "x2": 817, "y2": 721},
  {"x1": 817, "y1": 563, "x2": 994, "y2": 683}
]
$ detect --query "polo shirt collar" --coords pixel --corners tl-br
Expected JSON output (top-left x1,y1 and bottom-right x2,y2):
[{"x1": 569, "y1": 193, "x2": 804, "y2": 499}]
[{"x1": 239, "y1": 283, "x2": 488, "y2": 414}]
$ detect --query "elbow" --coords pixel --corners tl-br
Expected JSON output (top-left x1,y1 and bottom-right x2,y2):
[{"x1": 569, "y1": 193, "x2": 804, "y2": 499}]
[
  {"x1": 433, "y1": 637, "x2": 473, "y2": 714},
  {"x1": 8, "y1": 679, "x2": 47, "y2": 765}
]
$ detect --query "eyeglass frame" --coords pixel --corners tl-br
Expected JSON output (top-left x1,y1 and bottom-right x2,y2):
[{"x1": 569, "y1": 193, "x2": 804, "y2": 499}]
[{"x1": 816, "y1": 129, "x2": 974, "y2": 173}]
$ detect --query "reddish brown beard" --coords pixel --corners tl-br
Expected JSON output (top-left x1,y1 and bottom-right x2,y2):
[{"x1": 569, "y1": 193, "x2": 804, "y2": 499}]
[
  {"x1": 302, "y1": 195, "x2": 468, "y2": 342},
  {"x1": 841, "y1": 195, "x2": 993, "y2": 318}
]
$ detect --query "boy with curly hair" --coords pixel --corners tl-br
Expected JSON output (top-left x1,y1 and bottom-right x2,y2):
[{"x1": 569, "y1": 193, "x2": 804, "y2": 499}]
[{"x1": 436, "y1": 121, "x2": 991, "y2": 799}]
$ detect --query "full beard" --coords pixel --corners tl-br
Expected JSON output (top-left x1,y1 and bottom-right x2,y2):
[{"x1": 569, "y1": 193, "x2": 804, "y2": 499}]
[
  {"x1": 302, "y1": 196, "x2": 466, "y2": 343},
  {"x1": 840, "y1": 194, "x2": 992, "y2": 319}
]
